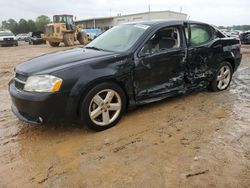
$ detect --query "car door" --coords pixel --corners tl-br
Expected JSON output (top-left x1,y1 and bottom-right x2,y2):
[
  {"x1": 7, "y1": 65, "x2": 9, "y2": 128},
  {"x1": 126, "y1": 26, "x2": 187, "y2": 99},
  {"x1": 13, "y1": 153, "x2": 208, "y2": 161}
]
[
  {"x1": 185, "y1": 23, "x2": 217, "y2": 85},
  {"x1": 134, "y1": 25, "x2": 187, "y2": 101}
]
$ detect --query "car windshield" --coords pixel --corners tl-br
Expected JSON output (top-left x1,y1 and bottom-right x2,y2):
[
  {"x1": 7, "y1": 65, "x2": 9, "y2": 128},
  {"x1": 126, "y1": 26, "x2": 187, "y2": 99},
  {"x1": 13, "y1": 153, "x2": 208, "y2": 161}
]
[
  {"x1": 86, "y1": 24, "x2": 150, "y2": 52},
  {"x1": 0, "y1": 32, "x2": 14, "y2": 37}
]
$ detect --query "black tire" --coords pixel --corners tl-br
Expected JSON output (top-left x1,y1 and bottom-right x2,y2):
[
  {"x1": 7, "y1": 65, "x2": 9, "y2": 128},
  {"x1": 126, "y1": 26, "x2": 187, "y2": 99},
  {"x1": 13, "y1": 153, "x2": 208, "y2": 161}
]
[
  {"x1": 49, "y1": 42, "x2": 60, "y2": 47},
  {"x1": 80, "y1": 82, "x2": 126, "y2": 131},
  {"x1": 78, "y1": 32, "x2": 88, "y2": 45},
  {"x1": 208, "y1": 61, "x2": 233, "y2": 92},
  {"x1": 63, "y1": 33, "x2": 75, "y2": 46}
]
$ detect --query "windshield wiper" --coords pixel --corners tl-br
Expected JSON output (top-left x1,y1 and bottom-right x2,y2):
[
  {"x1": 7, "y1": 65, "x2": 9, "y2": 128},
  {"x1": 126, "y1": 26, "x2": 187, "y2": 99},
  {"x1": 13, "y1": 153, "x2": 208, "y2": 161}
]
[{"x1": 85, "y1": 46, "x2": 104, "y2": 51}]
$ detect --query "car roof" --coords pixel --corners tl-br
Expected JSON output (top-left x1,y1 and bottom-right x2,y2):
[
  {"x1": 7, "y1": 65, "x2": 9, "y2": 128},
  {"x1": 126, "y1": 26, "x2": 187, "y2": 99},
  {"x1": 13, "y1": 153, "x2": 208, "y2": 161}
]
[{"x1": 125, "y1": 19, "x2": 208, "y2": 26}]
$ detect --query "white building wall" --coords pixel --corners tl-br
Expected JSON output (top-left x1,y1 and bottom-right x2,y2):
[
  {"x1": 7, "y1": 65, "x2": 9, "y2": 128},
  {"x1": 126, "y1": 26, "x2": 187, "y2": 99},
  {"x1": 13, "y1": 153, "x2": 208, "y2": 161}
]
[
  {"x1": 76, "y1": 10, "x2": 187, "y2": 30},
  {"x1": 113, "y1": 11, "x2": 187, "y2": 26}
]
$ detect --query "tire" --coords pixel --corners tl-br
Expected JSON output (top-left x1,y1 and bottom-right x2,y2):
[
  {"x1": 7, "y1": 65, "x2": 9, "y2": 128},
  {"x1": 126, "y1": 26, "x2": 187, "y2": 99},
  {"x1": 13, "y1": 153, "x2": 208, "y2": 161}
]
[
  {"x1": 208, "y1": 61, "x2": 233, "y2": 92},
  {"x1": 78, "y1": 32, "x2": 88, "y2": 45},
  {"x1": 80, "y1": 82, "x2": 126, "y2": 131},
  {"x1": 63, "y1": 33, "x2": 75, "y2": 46},
  {"x1": 49, "y1": 42, "x2": 60, "y2": 47}
]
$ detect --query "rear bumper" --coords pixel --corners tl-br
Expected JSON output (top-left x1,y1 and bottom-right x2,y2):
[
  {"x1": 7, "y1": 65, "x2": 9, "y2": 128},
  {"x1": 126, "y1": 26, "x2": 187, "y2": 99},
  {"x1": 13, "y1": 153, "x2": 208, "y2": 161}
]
[
  {"x1": 31, "y1": 39, "x2": 46, "y2": 44},
  {"x1": 234, "y1": 54, "x2": 242, "y2": 71}
]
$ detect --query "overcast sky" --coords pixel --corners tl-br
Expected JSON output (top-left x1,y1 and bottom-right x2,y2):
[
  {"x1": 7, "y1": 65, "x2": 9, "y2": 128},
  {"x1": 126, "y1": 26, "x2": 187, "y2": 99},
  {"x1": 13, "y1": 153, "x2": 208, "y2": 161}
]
[{"x1": 0, "y1": 0, "x2": 249, "y2": 26}]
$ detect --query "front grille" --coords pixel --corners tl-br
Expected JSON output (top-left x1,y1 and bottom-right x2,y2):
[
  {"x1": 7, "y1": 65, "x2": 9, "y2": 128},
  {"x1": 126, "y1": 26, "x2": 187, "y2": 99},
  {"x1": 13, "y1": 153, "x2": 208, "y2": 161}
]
[
  {"x1": 15, "y1": 81, "x2": 25, "y2": 90},
  {"x1": 4, "y1": 38, "x2": 14, "y2": 41},
  {"x1": 45, "y1": 25, "x2": 54, "y2": 35},
  {"x1": 14, "y1": 73, "x2": 27, "y2": 90},
  {"x1": 16, "y1": 73, "x2": 27, "y2": 82}
]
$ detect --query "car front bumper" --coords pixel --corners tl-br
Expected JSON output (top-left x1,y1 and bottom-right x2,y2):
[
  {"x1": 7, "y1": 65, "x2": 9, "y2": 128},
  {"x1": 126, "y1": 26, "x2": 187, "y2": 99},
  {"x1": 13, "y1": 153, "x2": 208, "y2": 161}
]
[
  {"x1": 31, "y1": 39, "x2": 46, "y2": 44},
  {"x1": 0, "y1": 40, "x2": 18, "y2": 46},
  {"x1": 9, "y1": 80, "x2": 71, "y2": 124}
]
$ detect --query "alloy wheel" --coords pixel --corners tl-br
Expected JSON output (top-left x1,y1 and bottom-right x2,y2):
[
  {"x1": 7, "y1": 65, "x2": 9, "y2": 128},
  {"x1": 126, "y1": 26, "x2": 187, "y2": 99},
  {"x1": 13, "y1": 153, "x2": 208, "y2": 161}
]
[
  {"x1": 89, "y1": 89, "x2": 122, "y2": 126},
  {"x1": 217, "y1": 65, "x2": 231, "y2": 90}
]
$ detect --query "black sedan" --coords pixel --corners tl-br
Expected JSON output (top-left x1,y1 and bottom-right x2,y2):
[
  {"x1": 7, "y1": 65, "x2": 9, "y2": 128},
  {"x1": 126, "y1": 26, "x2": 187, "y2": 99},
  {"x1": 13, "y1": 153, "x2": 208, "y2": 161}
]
[
  {"x1": 9, "y1": 20, "x2": 242, "y2": 131},
  {"x1": 239, "y1": 32, "x2": 250, "y2": 44},
  {"x1": 28, "y1": 31, "x2": 46, "y2": 45}
]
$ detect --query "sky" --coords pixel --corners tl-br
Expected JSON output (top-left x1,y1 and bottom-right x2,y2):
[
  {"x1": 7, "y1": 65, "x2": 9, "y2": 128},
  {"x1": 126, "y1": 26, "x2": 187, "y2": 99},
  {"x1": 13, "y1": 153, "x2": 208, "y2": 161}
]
[{"x1": 0, "y1": 0, "x2": 249, "y2": 26}]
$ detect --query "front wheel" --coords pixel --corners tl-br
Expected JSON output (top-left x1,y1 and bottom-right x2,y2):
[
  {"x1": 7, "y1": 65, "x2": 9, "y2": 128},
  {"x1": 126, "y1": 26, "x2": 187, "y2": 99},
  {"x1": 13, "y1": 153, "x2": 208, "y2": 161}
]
[
  {"x1": 78, "y1": 32, "x2": 89, "y2": 45},
  {"x1": 208, "y1": 61, "x2": 233, "y2": 91},
  {"x1": 80, "y1": 82, "x2": 126, "y2": 131},
  {"x1": 63, "y1": 33, "x2": 75, "y2": 46}
]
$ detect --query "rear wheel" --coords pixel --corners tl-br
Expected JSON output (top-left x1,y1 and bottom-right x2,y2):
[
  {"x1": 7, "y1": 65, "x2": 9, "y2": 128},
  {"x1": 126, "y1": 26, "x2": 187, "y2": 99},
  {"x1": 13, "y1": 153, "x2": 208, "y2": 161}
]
[
  {"x1": 208, "y1": 61, "x2": 233, "y2": 91},
  {"x1": 78, "y1": 32, "x2": 88, "y2": 45},
  {"x1": 63, "y1": 33, "x2": 75, "y2": 46},
  {"x1": 49, "y1": 42, "x2": 60, "y2": 47},
  {"x1": 80, "y1": 82, "x2": 126, "y2": 131}
]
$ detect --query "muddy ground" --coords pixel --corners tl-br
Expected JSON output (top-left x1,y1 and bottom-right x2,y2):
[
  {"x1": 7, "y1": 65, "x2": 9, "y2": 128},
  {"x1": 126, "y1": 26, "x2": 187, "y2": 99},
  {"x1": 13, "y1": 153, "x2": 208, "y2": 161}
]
[{"x1": 0, "y1": 42, "x2": 250, "y2": 188}]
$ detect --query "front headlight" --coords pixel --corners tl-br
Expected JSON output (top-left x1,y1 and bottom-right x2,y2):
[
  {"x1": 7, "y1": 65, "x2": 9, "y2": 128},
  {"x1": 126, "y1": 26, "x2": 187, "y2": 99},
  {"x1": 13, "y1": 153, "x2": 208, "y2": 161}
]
[
  {"x1": 24, "y1": 75, "x2": 63, "y2": 92},
  {"x1": 0, "y1": 38, "x2": 3, "y2": 41}
]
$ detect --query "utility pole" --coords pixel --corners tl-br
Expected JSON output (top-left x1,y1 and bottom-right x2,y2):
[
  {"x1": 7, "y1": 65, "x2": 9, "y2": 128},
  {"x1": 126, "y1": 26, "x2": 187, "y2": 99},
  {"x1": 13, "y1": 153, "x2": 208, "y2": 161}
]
[{"x1": 148, "y1": 5, "x2": 151, "y2": 20}]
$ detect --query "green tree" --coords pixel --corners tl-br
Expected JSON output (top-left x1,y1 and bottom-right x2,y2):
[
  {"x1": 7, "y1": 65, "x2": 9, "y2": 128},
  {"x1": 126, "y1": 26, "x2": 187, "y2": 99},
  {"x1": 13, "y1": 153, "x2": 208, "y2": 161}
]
[
  {"x1": 1, "y1": 19, "x2": 18, "y2": 33},
  {"x1": 35, "y1": 15, "x2": 51, "y2": 31},
  {"x1": 17, "y1": 19, "x2": 28, "y2": 33},
  {"x1": 27, "y1": 19, "x2": 37, "y2": 32}
]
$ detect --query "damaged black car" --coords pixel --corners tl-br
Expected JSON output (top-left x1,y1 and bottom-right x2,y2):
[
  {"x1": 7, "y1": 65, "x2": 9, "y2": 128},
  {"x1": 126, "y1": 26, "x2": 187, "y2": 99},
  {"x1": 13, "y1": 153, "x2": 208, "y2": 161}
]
[
  {"x1": 9, "y1": 20, "x2": 242, "y2": 131},
  {"x1": 28, "y1": 31, "x2": 46, "y2": 45}
]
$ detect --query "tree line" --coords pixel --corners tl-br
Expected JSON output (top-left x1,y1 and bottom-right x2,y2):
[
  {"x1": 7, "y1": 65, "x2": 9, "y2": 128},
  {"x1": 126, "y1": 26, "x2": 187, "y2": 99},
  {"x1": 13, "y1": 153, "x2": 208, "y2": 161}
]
[
  {"x1": 0, "y1": 15, "x2": 51, "y2": 34},
  {"x1": 1, "y1": 15, "x2": 250, "y2": 34}
]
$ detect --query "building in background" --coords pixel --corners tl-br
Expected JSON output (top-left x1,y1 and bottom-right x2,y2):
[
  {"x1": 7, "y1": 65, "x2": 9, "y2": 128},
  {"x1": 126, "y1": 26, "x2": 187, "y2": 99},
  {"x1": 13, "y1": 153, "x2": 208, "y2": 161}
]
[{"x1": 75, "y1": 10, "x2": 187, "y2": 31}]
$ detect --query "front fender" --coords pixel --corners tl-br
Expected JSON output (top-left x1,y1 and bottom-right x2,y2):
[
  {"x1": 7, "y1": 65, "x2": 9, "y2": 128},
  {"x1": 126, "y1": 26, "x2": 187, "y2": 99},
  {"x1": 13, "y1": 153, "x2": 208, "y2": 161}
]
[{"x1": 62, "y1": 57, "x2": 134, "y2": 120}]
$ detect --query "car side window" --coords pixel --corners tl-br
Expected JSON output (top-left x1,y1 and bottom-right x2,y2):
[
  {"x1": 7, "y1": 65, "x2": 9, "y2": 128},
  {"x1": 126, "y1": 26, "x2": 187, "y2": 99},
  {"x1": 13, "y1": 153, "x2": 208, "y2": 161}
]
[
  {"x1": 190, "y1": 24, "x2": 213, "y2": 46},
  {"x1": 141, "y1": 27, "x2": 181, "y2": 55}
]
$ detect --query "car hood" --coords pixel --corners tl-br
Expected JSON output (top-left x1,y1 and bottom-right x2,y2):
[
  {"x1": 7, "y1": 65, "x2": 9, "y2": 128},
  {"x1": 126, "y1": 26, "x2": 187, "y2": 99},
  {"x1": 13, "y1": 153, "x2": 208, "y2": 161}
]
[{"x1": 16, "y1": 48, "x2": 119, "y2": 75}]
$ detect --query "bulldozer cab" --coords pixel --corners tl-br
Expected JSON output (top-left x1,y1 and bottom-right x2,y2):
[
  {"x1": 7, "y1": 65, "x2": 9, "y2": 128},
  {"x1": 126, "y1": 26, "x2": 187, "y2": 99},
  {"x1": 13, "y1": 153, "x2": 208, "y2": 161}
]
[{"x1": 53, "y1": 15, "x2": 75, "y2": 30}]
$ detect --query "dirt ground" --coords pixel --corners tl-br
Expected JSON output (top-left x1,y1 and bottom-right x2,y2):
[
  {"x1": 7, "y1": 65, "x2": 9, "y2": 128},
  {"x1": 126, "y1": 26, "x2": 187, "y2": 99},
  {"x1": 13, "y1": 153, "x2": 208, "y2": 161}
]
[{"x1": 0, "y1": 42, "x2": 250, "y2": 188}]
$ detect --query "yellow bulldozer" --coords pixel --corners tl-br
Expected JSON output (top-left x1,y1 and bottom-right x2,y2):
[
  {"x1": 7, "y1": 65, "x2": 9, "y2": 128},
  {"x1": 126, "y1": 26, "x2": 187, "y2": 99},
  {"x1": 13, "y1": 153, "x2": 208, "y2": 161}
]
[{"x1": 42, "y1": 14, "x2": 89, "y2": 47}]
